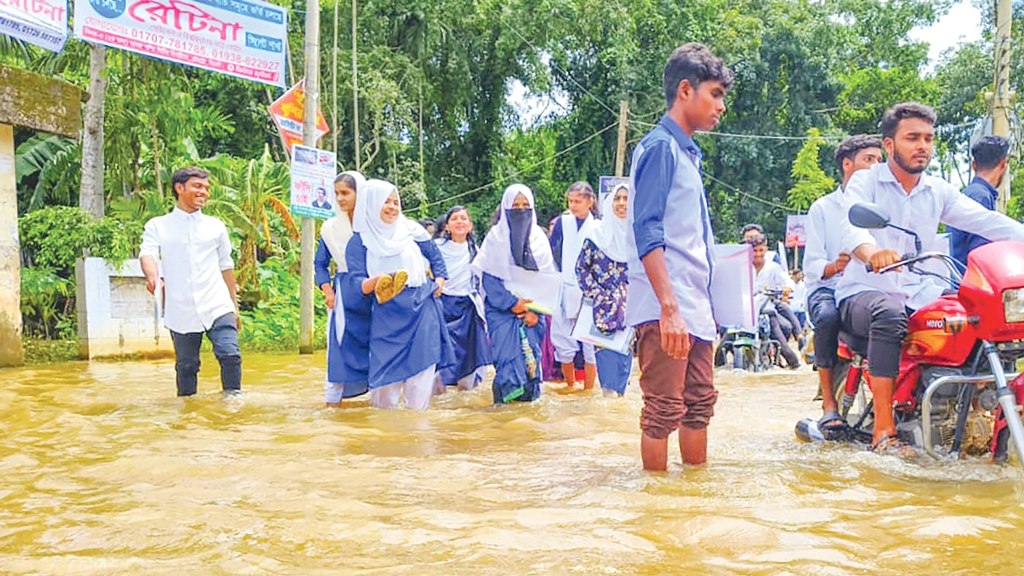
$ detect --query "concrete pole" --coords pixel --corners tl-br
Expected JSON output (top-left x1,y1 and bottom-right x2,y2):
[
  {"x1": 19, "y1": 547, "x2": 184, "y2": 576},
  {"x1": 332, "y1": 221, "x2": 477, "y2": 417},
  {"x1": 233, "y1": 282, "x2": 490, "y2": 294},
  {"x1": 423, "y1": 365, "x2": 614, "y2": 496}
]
[
  {"x1": 993, "y1": 0, "x2": 1013, "y2": 214},
  {"x1": 352, "y1": 0, "x2": 360, "y2": 169},
  {"x1": 299, "y1": 0, "x2": 321, "y2": 354},
  {"x1": 615, "y1": 100, "x2": 629, "y2": 177},
  {"x1": 0, "y1": 123, "x2": 23, "y2": 366}
]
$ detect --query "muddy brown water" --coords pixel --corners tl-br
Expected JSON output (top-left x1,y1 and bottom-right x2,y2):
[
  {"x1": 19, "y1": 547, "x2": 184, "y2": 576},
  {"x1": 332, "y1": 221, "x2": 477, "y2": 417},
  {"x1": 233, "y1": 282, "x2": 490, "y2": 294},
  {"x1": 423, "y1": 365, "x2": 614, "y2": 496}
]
[{"x1": 2, "y1": 354, "x2": 1023, "y2": 575}]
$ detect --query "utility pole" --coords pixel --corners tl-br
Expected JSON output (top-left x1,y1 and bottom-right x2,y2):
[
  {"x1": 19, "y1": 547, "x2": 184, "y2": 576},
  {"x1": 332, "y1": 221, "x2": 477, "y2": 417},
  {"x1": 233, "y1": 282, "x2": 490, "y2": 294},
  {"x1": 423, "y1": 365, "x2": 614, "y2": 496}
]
[
  {"x1": 993, "y1": 0, "x2": 1013, "y2": 214},
  {"x1": 615, "y1": 100, "x2": 629, "y2": 177},
  {"x1": 299, "y1": 0, "x2": 320, "y2": 354},
  {"x1": 352, "y1": 0, "x2": 360, "y2": 169},
  {"x1": 332, "y1": 0, "x2": 339, "y2": 155}
]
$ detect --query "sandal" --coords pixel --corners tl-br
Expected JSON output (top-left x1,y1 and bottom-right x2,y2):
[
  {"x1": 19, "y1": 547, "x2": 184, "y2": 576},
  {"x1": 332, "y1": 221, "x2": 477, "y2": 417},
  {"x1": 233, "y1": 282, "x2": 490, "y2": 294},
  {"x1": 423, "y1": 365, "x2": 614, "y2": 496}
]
[
  {"x1": 392, "y1": 270, "x2": 408, "y2": 297},
  {"x1": 871, "y1": 434, "x2": 917, "y2": 458},
  {"x1": 375, "y1": 274, "x2": 394, "y2": 304},
  {"x1": 818, "y1": 410, "x2": 849, "y2": 441}
]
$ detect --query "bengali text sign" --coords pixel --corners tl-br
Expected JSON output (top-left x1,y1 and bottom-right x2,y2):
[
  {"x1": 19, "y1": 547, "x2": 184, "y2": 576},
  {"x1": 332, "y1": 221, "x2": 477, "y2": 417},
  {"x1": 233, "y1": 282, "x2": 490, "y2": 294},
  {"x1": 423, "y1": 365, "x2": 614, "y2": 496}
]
[
  {"x1": 269, "y1": 78, "x2": 329, "y2": 152},
  {"x1": 0, "y1": 0, "x2": 68, "y2": 52},
  {"x1": 73, "y1": 0, "x2": 286, "y2": 87}
]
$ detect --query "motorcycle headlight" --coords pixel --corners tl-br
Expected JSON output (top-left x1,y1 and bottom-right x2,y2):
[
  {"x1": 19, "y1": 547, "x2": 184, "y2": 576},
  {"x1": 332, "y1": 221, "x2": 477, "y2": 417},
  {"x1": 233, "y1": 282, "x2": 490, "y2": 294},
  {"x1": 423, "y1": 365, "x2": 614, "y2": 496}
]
[{"x1": 1004, "y1": 288, "x2": 1024, "y2": 323}]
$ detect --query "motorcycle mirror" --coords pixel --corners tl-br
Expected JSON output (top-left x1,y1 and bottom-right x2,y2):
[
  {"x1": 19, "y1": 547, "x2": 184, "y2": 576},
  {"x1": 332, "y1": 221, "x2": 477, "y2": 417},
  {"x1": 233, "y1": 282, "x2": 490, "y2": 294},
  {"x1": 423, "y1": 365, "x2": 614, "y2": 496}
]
[{"x1": 848, "y1": 203, "x2": 891, "y2": 230}]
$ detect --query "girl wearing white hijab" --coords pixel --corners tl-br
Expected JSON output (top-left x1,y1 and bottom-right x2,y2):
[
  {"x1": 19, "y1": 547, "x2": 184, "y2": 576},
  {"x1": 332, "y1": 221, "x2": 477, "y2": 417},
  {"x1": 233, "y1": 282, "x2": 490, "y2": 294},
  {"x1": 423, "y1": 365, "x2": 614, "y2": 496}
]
[
  {"x1": 472, "y1": 184, "x2": 556, "y2": 404},
  {"x1": 433, "y1": 206, "x2": 492, "y2": 392},
  {"x1": 575, "y1": 184, "x2": 632, "y2": 397},
  {"x1": 549, "y1": 181, "x2": 600, "y2": 390},
  {"x1": 342, "y1": 179, "x2": 454, "y2": 410},
  {"x1": 315, "y1": 171, "x2": 370, "y2": 405}
]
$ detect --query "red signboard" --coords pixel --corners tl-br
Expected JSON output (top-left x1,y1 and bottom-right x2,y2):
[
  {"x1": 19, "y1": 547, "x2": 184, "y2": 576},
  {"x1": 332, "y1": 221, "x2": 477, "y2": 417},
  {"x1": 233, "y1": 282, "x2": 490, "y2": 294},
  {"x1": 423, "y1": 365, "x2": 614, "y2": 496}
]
[{"x1": 268, "y1": 78, "x2": 329, "y2": 152}]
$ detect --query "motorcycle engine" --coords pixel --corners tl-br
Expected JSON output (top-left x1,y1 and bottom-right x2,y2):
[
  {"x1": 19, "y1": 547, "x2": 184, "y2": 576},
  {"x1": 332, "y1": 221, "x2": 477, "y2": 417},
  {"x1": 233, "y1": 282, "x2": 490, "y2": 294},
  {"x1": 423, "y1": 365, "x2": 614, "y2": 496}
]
[{"x1": 897, "y1": 367, "x2": 966, "y2": 451}]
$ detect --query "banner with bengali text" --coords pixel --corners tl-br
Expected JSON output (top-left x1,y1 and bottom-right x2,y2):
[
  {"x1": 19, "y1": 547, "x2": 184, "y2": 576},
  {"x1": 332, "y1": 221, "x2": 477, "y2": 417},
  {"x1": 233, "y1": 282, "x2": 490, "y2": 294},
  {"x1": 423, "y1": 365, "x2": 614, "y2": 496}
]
[
  {"x1": 290, "y1": 145, "x2": 336, "y2": 220},
  {"x1": 73, "y1": 0, "x2": 286, "y2": 87},
  {"x1": 0, "y1": 0, "x2": 69, "y2": 52}
]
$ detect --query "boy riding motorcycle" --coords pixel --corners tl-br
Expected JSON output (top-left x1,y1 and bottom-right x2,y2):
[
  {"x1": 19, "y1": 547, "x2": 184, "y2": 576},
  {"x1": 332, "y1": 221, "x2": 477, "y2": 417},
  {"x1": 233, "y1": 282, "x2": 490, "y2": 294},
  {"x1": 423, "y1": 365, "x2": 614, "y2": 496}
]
[{"x1": 834, "y1": 102, "x2": 1024, "y2": 456}]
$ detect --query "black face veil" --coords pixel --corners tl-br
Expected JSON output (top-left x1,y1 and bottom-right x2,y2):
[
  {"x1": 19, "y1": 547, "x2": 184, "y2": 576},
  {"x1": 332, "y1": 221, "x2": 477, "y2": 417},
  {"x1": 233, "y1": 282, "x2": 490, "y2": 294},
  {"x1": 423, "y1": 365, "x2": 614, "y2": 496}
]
[{"x1": 505, "y1": 208, "x2": 538, "y2": 271}]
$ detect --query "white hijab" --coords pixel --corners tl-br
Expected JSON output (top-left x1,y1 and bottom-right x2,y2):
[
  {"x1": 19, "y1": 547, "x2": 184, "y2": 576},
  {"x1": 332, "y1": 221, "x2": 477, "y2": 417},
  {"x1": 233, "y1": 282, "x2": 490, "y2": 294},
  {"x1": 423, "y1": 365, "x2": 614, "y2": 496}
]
[
  {"x1": 320, "y1": 170, "x2": 364, "y2": 267},
  {"x1": 355, "y1": 179, "x2": 431, "y2": 286},
  {"x1": 472, "y1": 184, "x2": 555, "y2": 281},
  {"x1": 592, "y1": 185, "x2": 630, "y2": 263}
]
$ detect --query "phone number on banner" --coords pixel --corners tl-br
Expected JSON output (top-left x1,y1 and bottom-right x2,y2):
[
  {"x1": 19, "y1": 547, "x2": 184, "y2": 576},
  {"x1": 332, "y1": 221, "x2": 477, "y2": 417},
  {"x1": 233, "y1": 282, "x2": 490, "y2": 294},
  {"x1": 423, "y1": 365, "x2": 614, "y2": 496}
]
[{"x1": 82, "y1": 27, "x2": 281, "y2": 82}]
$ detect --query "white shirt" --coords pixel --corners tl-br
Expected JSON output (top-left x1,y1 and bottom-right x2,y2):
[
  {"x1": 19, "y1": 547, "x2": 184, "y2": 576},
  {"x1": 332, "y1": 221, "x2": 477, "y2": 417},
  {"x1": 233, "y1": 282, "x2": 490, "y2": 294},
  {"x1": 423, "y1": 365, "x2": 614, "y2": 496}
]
[
  {"x1": 753, "y1": 259, "x2": 788, "y2": 312},
  {"x1": 139, "y1": 207, "x2": 236, "y2": 333},
  {"x1": 837, "y1": 162, "x2": 1024, "y2": 310},
  {"x1": 803, "y1": 186, "x2": 847, "y2": 294}
]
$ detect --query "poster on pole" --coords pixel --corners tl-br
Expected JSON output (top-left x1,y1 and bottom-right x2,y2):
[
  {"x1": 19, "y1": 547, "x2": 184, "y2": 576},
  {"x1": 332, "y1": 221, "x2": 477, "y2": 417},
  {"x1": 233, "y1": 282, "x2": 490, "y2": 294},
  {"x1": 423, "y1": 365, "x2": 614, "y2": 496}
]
[
  {"x1": 598, "y1": 175, "x2": 628, "y2": 205},
  {"x1": 73, "y1": 0, "x2": 287, "y2": 87},
  {"x1": 290, "y1": 145, "x2": 336, "y2": 220},
  {"x1": 785, "y1": 214, "x2": 808, "y2": 248},
  {"x1": 268, "y1": 79, "x2": 329, "y2": 153},
  {"x1": 0, "y1": 0, "x2": 69, "y2": 52}
]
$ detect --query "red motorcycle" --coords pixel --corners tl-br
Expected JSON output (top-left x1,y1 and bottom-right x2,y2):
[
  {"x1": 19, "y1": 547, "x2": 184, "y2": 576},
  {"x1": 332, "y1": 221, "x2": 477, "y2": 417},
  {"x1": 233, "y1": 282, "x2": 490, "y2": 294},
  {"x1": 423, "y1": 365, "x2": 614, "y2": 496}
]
[{"x1": 796, "y1": 203, "x2": 1024, "y2": 470}]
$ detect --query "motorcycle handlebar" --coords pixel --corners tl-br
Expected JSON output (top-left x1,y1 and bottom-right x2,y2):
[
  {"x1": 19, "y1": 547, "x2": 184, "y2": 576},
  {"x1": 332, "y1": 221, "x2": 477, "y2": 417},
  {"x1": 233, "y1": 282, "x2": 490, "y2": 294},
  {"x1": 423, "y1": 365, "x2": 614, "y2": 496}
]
[{"x1": 864, "y1": 253, "x2": 916, "y2": 273}]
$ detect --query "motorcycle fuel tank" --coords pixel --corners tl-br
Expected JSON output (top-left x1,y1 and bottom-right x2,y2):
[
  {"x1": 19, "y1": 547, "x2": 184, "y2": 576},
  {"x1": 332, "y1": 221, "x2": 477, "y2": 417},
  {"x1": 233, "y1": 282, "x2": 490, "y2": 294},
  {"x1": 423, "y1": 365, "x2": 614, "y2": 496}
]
[{"x1": 904, "y1": 295, "x2": 976, "y2": 366}]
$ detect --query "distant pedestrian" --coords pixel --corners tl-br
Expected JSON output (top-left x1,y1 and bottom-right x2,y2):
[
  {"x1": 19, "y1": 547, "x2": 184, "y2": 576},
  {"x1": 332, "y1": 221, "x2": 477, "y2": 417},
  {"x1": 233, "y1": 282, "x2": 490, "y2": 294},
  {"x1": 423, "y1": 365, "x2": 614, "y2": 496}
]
[
  {"x1": 948, "y1": 135, "x2": 1012, "y2": 267},
  {"x1": 140, "y1": 167, "x2": 242, "y2": 396}
]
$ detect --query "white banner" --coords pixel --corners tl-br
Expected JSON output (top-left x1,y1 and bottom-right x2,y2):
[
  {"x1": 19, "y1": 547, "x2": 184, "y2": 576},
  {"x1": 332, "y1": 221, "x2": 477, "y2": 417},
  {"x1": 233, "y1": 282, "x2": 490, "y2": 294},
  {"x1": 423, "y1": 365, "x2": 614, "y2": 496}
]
[
  {"x1": 712, "y1": 243, "x2": 756, "y2": 331},
  {"x1": 0, "y1": 0, "x2": 68, "y2": 52},
  {"x1": 290, "y1": 145, "x2": 336, "y2": 220},
  {"x1": 73, "y1": 0, "x2": 287, "y2": 87}
]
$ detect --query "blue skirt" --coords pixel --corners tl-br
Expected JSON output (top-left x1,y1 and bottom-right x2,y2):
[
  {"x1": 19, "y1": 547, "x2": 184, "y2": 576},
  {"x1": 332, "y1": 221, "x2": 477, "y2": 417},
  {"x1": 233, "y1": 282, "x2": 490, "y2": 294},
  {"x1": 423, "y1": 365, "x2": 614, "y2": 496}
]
[
  {"x1": 326, "y1": 273, "x2": 370, "y2": 398},
  {"x1": 437, "y1": 294, "x2": 493, "y2": 387},
  {"x1": 369, "y1": 283, "x2": 455, "y2": 390},
  {"x1": 486, "y1": 306, "x2": 545, "y2": 404}
]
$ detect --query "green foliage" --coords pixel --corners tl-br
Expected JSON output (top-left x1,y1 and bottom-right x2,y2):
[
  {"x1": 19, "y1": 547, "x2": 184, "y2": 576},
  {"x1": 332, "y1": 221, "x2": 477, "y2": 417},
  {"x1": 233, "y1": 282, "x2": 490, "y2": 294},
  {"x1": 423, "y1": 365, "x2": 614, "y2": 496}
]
[
  {"x1": 237, "y1": 254, "x2": 327, "y2": 352},
  {"x1": 19, "y1": 267, "x2": 74, "y2": 340},
  {"x1": 19, "y1": 206, "x2": 142, "y2": 271},
  {"x1": 787, "y1": 128, "x2": 836, "y2": 211}
]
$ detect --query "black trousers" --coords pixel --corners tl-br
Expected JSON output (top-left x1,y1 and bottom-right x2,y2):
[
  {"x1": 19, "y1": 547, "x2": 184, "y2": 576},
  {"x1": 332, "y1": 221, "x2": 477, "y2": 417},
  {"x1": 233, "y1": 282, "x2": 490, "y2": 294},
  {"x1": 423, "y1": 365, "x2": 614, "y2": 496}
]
[
  {"x1": 838, "y1": 291, "x2": 907, "y2": 378},
  {"x1": 169, "y1": 312, "x2": 242, "y2": 396}
]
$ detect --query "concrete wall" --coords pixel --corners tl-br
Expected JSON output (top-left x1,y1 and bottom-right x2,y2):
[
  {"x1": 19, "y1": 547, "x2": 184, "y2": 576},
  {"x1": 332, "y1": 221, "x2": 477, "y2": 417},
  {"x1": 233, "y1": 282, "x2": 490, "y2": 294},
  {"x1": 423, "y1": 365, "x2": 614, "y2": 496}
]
[
  {"x1": 76, "y1": 257, "x2": 173, "y2": 359},
  {"x1": 0, "y1": 124, "x2": 23, "y2": 367}
]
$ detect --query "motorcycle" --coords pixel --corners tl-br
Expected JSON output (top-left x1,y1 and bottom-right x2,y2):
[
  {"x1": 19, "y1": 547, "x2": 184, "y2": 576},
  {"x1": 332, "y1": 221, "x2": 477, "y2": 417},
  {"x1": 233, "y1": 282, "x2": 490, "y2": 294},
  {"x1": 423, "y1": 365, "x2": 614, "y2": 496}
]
[
  {"x1": 716, "y1": 289, "x2": 788, "y2": 372},
  {"x1": 795, "y1": 202, "x2": 1024, "y2": 471}
]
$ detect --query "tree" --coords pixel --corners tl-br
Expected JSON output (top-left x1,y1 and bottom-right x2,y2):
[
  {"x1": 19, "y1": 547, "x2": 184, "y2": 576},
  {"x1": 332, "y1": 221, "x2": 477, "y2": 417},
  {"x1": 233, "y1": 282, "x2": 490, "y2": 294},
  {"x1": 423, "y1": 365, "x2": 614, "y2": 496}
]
[{"x1": 787, "y1": 128, "x2": 836, "y2": 211}]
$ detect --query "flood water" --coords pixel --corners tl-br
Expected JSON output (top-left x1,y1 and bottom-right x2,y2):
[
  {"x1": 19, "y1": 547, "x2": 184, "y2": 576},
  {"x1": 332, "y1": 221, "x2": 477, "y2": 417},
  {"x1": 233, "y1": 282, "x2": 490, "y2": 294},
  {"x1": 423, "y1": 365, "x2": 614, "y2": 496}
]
[{"x1": 2, "y1": 353, "x2": 1024, "y2": 575}]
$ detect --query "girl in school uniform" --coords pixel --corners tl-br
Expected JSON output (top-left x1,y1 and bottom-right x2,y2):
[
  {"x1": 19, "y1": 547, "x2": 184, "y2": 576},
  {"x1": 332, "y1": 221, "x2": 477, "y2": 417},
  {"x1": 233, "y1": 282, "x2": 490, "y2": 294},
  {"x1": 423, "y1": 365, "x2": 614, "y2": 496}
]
[
  {"x1": 315, "y1": 171, "x2": 370, "y2": 405},
  {"x1": 341, "y1": 179, "x2": 454, "y2": 410},
  {"x1": 472, "y1": 184, "x2": 556, "y2": 404},
  {"x1": 548, "y1": 181, "x2": 600, "y2": 389},
  {"x1": 576, "y1": 184, "x2": 632, "y2": 397},
  {"x1": 434, "y1": 206, "x2": 492, "y2": 391}
]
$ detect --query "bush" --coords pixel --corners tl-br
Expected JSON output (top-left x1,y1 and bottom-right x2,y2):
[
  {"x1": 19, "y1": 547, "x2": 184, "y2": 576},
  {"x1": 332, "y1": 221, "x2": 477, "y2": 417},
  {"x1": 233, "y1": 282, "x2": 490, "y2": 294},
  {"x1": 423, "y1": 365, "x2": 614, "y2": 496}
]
[
  {"x1": 19, "y1": 206, "x2": 142, "y2": 272},
  {"x1": 19, "y1": 206, "x2": 144, "y2": 341},
  {"x1": 237, "y1": 255, "x2": 327, "y2": 352}
]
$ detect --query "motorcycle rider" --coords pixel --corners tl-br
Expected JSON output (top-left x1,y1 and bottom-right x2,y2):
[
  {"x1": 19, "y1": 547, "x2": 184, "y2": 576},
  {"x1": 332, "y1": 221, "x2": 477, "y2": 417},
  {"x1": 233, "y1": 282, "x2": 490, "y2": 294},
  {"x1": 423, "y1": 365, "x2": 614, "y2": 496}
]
[
  {"x1": 836, "y1": 102, "x2": 1024, "y2": 456},
  {"x1": 750, "y1": 234, "x2": 801, "y2": 369},
  {"x1": 803, "y1": 135, "x2": 882, "y2": 434}
]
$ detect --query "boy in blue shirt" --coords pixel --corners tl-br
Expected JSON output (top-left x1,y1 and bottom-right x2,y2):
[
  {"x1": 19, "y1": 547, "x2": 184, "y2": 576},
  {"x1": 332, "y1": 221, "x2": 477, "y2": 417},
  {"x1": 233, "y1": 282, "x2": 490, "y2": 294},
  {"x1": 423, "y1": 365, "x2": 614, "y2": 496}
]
[{"x1": 626, "y1": 43, "x2": 732, "y2": 471}]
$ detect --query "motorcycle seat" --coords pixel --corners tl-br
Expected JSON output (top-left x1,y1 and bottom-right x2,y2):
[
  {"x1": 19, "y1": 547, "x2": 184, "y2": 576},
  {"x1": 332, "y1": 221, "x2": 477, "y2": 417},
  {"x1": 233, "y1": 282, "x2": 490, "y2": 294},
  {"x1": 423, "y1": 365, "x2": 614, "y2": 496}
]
[{"x1": 838, "y1": 331, "x2": 869, "y2": 357}]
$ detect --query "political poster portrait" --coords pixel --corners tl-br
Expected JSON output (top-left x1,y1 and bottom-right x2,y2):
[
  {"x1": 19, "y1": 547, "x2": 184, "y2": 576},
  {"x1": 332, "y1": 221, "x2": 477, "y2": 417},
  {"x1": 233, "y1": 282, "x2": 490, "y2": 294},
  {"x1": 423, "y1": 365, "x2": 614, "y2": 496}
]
[{"x1": 290, "y1": 145, "x2": 336, "y2": 220}]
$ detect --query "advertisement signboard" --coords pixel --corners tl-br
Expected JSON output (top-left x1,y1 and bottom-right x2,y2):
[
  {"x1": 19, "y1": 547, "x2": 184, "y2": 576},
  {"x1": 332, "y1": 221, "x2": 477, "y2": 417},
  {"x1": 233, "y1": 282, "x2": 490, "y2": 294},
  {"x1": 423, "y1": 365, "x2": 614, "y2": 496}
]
[
  {"x1": 0, "y1": 0, "x2": 68, "y2": 52},
  {"x1": 268, "y1": 79, "x2": 329, "y2": 153},
  {"x1": 73, "y1": 0, "x2": 287, "y2": 87}
]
